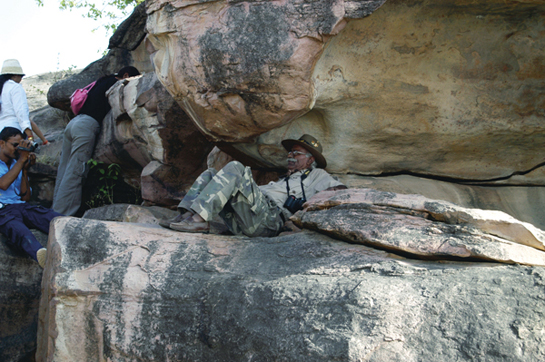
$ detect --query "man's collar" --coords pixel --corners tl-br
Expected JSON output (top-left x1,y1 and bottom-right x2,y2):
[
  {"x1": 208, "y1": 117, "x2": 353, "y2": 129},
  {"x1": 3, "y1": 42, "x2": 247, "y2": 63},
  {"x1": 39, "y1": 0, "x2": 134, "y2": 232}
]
[
  {"x1": 283, "y1": 168, "x2": 313, "y2": 179},
  {"x1": 0, "y1": 157, "x2": 12, "y2": 168}
]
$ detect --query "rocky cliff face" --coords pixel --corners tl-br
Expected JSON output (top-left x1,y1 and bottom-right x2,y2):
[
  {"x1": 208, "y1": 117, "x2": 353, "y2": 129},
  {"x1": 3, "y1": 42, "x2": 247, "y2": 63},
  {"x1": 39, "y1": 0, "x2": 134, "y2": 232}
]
[
  {"x1": 142, "y1": 0, "x2": 545, "y2": 228},
  {"x1": 3, "y1": 1, "x2": 544, "y2": 360},
  {"x1": 146, "y1": 0, "x2": 545, "y2": 184}
]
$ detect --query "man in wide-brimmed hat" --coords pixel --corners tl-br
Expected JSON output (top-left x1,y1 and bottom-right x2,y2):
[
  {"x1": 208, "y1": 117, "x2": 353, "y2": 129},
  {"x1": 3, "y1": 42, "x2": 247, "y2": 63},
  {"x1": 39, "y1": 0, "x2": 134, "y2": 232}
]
[{"x1": 162, "y1": 134, "x2": 346, "y2": 236}]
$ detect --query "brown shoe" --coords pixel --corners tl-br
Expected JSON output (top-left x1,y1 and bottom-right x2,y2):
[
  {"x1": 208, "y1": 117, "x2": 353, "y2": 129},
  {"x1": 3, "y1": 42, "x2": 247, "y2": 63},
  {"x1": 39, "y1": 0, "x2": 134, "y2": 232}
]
[
  {"x1": 170, "y1": 220, "x2": 210, "y2": 233},
  {"x1": 159, "y1": 213, "x2": 186, "y2": 229}
]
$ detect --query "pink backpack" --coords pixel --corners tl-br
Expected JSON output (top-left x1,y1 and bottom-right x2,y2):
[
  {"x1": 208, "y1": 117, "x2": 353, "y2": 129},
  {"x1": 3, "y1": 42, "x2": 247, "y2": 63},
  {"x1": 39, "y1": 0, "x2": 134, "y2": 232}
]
[{"x1": 69, "y1": 81, "x2": 96, "y2": 115}]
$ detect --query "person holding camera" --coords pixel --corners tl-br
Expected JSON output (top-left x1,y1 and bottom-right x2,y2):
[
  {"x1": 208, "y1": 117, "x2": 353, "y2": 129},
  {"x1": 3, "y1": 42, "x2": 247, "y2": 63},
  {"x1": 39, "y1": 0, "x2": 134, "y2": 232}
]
[
  {"x1": 0, "y1": 127, "x2": 62, "y2": 268},
  {"x1": 162, "y1": 134, "x2": 346, "y2": 236}
]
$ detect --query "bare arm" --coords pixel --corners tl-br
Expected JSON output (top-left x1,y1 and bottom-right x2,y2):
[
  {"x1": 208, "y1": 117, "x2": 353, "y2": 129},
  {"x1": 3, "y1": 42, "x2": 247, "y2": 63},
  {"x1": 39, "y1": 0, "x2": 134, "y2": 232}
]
[
  {"x1": 0, "y1": 147, "x2": 30, "y2": 192},
  {"x1": 24, "y1": 128, "x2": 33, "y2": 140},
  {"x1": 324, "y1": 185, "x2": 347, "y2": 191},
  {"x1": 19, "y1": 143, "x2": 35, "y2": 201},
  {"x1": 30, "y1": 120, "x2": 48, "y2": 144}
]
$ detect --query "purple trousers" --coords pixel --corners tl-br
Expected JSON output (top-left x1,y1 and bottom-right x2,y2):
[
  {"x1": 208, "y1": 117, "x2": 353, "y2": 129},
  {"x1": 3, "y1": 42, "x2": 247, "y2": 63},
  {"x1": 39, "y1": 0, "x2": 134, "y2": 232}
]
[{"x1": 0, "y1": 203, "x2": 62, "y2": 261}]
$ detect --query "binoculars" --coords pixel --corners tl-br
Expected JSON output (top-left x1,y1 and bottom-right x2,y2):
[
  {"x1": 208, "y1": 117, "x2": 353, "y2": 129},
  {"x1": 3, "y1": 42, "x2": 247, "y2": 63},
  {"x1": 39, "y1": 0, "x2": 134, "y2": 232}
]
[{"x1": 283, "y1": 195, "x2": 306, "y2": 214}]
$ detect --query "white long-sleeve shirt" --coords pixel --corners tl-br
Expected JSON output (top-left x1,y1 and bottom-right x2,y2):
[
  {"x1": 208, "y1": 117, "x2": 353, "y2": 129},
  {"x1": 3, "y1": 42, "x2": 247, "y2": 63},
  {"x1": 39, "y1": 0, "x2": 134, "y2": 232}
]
[{"x1": 0, "y1": 80, "x2": 31, "y2": 133}]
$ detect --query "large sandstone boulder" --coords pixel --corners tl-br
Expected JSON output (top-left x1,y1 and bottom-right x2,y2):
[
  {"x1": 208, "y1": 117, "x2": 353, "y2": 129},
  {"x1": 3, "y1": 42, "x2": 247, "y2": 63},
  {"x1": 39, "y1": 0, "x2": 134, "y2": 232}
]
[
  {"x1": 145, "y1": 0, "x2": 387, "y2": 143},
  {"x1": 36, "y1": 215, "x2": 545, "y2": 361}
]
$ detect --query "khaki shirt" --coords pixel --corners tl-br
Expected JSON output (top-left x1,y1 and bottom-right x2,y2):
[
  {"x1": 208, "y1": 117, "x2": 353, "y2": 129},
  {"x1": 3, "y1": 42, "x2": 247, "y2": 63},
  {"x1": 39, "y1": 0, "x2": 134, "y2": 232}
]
[{"x1": 259, "y1": 168, "x2": 344, "y2": 218}]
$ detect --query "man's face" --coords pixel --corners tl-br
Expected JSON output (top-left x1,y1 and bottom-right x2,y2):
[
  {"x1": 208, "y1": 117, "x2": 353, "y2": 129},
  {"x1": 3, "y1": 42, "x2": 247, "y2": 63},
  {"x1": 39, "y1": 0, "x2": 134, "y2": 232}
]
[
  {"x1": 0, "y1": 134, "x2": 23, "y2": 160},
  {"x1": 287, "y1": 144, "x2": 315, "y2": 172}
]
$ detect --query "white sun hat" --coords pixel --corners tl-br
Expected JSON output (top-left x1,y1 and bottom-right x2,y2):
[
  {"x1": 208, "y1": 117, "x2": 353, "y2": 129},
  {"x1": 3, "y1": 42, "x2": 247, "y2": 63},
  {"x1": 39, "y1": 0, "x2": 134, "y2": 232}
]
[{"x1": 1, "y1": 59, "x2": 25, "y2": 76}]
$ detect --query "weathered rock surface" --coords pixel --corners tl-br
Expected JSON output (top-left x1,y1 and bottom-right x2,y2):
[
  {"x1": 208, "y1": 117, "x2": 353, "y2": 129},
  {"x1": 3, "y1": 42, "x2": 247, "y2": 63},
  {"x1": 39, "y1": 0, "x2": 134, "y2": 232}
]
[
  {"x1": 83, "y1": 203, "x2": 230, "y2": 235},
  {"x1": 94, "y1": 72, "x2": 213, "y2": 203},
  {"x1": 146, "y1": 0, "x2": 545, "y2": 186},
  {"x1": 303, "y1": 0, "x2": 545, "y2": 182},
  {"x1": 145, "y1": 0, "x2": 387, "y2": 143},
  {"x1": 0, "y1": 231, "x2": 48, "y2": 362},
  {"x1": 1, "y1": 205, "x2": 177, "y2": 362},
  {"x1": 82, "y1": 203, "x2": 176, "y2": 224},
  {"x1": 22, "y1": 71, "x2": 76, "y2": 112},
  {"x1": 293, "y1": 188, "x2": 545, "y2": 266},
  {"x1": 37, "y1": 216, "x2": 545, "y2": 361},
  {"x1": 339, "y1": 174, "x2": 545, "y2": 230}
]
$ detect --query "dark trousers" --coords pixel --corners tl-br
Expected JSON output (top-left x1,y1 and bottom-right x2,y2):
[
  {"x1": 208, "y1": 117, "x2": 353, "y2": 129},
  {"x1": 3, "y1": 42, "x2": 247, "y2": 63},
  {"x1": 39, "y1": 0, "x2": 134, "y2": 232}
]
[{"x1": 0, "y1": 203, "x2": 62, "y2": 261}]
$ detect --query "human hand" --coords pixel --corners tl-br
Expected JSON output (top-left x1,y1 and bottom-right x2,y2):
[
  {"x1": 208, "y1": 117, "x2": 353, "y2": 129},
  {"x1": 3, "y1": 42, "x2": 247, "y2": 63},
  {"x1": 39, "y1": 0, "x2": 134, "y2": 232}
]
[
  {"x1": 16, "y1": 139, "x2": 32, "y2": 162},
  {"x1": 25, "y1": 153, "x2": 36, "y2": 169},
  {"x1": 325, "y1": 185, "x2": 348, "y2": 192}
]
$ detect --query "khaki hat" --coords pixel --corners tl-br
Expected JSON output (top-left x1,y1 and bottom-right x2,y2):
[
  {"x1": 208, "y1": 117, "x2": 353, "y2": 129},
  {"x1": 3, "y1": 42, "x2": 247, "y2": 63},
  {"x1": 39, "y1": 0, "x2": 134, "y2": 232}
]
[
  {"x1": 282, "y1": 134, "x2": 327, "y2": 168},
  {"x1": 1, "y1": 59, "x2": 25, "y2": 76}
]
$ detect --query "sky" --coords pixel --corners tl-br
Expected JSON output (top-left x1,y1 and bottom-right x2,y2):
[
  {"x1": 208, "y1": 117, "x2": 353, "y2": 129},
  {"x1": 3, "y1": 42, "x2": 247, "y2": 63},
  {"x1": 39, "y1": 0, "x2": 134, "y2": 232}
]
[{"x1": 0, "y1": 0, "x2": 113, "y2": 77}]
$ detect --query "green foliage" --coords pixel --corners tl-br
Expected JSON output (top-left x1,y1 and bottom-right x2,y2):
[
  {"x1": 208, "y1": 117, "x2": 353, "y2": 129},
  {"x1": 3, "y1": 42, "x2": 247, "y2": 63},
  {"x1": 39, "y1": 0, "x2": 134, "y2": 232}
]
[
  {"x1": 86, "y1": 159, "x2": 121, "y2": 207},
  {"x1": 35, "y1": 0, "x2": 144, "y2": 34},
  {"x1": 28, "y1": 84, "x2": 46, "y2": 96}
]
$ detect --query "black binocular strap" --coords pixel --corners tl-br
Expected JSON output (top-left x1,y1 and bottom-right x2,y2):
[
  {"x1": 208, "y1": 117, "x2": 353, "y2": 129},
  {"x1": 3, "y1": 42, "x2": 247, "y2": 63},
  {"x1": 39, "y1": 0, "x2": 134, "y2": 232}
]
[{"x1": 285, "y1": 169, "x2": 311, "y2": 200}]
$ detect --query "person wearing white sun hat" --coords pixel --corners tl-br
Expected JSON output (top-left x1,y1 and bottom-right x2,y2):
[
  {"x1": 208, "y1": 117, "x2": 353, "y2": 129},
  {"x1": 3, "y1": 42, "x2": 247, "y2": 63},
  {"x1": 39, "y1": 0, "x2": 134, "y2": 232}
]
[{"x1": 0, "y1": 59, "x2": 48, "y2": 145}]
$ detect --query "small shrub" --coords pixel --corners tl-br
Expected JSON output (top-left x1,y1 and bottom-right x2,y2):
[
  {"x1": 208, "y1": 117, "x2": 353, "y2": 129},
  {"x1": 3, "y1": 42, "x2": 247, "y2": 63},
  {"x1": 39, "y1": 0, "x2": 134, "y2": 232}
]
[{"x1": 86, "y1": 159, "x2": 121, "y2": 207}]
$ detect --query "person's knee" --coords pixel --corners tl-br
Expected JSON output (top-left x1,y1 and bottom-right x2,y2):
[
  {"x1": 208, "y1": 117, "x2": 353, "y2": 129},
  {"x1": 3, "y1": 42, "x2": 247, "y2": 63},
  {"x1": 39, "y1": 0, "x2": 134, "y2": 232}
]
[
  {"x1": 225, "y1": 161, "x2": 245, "y2": 173},
  {"x1": 3, "y1": 221, "x2": 34, "y2": 243},
  {"x1": 203, "y1": 168, "x2": 218, "y2": 179}
]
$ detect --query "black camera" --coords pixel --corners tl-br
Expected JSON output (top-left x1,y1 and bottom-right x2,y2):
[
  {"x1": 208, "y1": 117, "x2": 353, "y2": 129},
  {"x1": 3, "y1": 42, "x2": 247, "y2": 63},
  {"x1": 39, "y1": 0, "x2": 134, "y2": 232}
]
[
  {"x1": 17, "y1": 141, "x2": 39, "y2": 153},
  {"x1": 283, "y1": 195, "x2": 306, "y2": 214}
]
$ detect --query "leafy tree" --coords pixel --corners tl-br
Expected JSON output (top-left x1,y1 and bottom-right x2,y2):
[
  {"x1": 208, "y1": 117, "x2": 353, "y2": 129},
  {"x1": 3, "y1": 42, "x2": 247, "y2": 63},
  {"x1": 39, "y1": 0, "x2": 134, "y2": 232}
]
[{"x1": 35, "y1": 0, "x2": 144, "y2": 33}]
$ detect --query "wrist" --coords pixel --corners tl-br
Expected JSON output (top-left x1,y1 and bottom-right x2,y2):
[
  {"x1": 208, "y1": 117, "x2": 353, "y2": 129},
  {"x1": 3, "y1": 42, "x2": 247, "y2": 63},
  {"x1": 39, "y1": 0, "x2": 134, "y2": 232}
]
[{"x1": 18, "y1": 155, "x2": 29, "y2": 163}]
